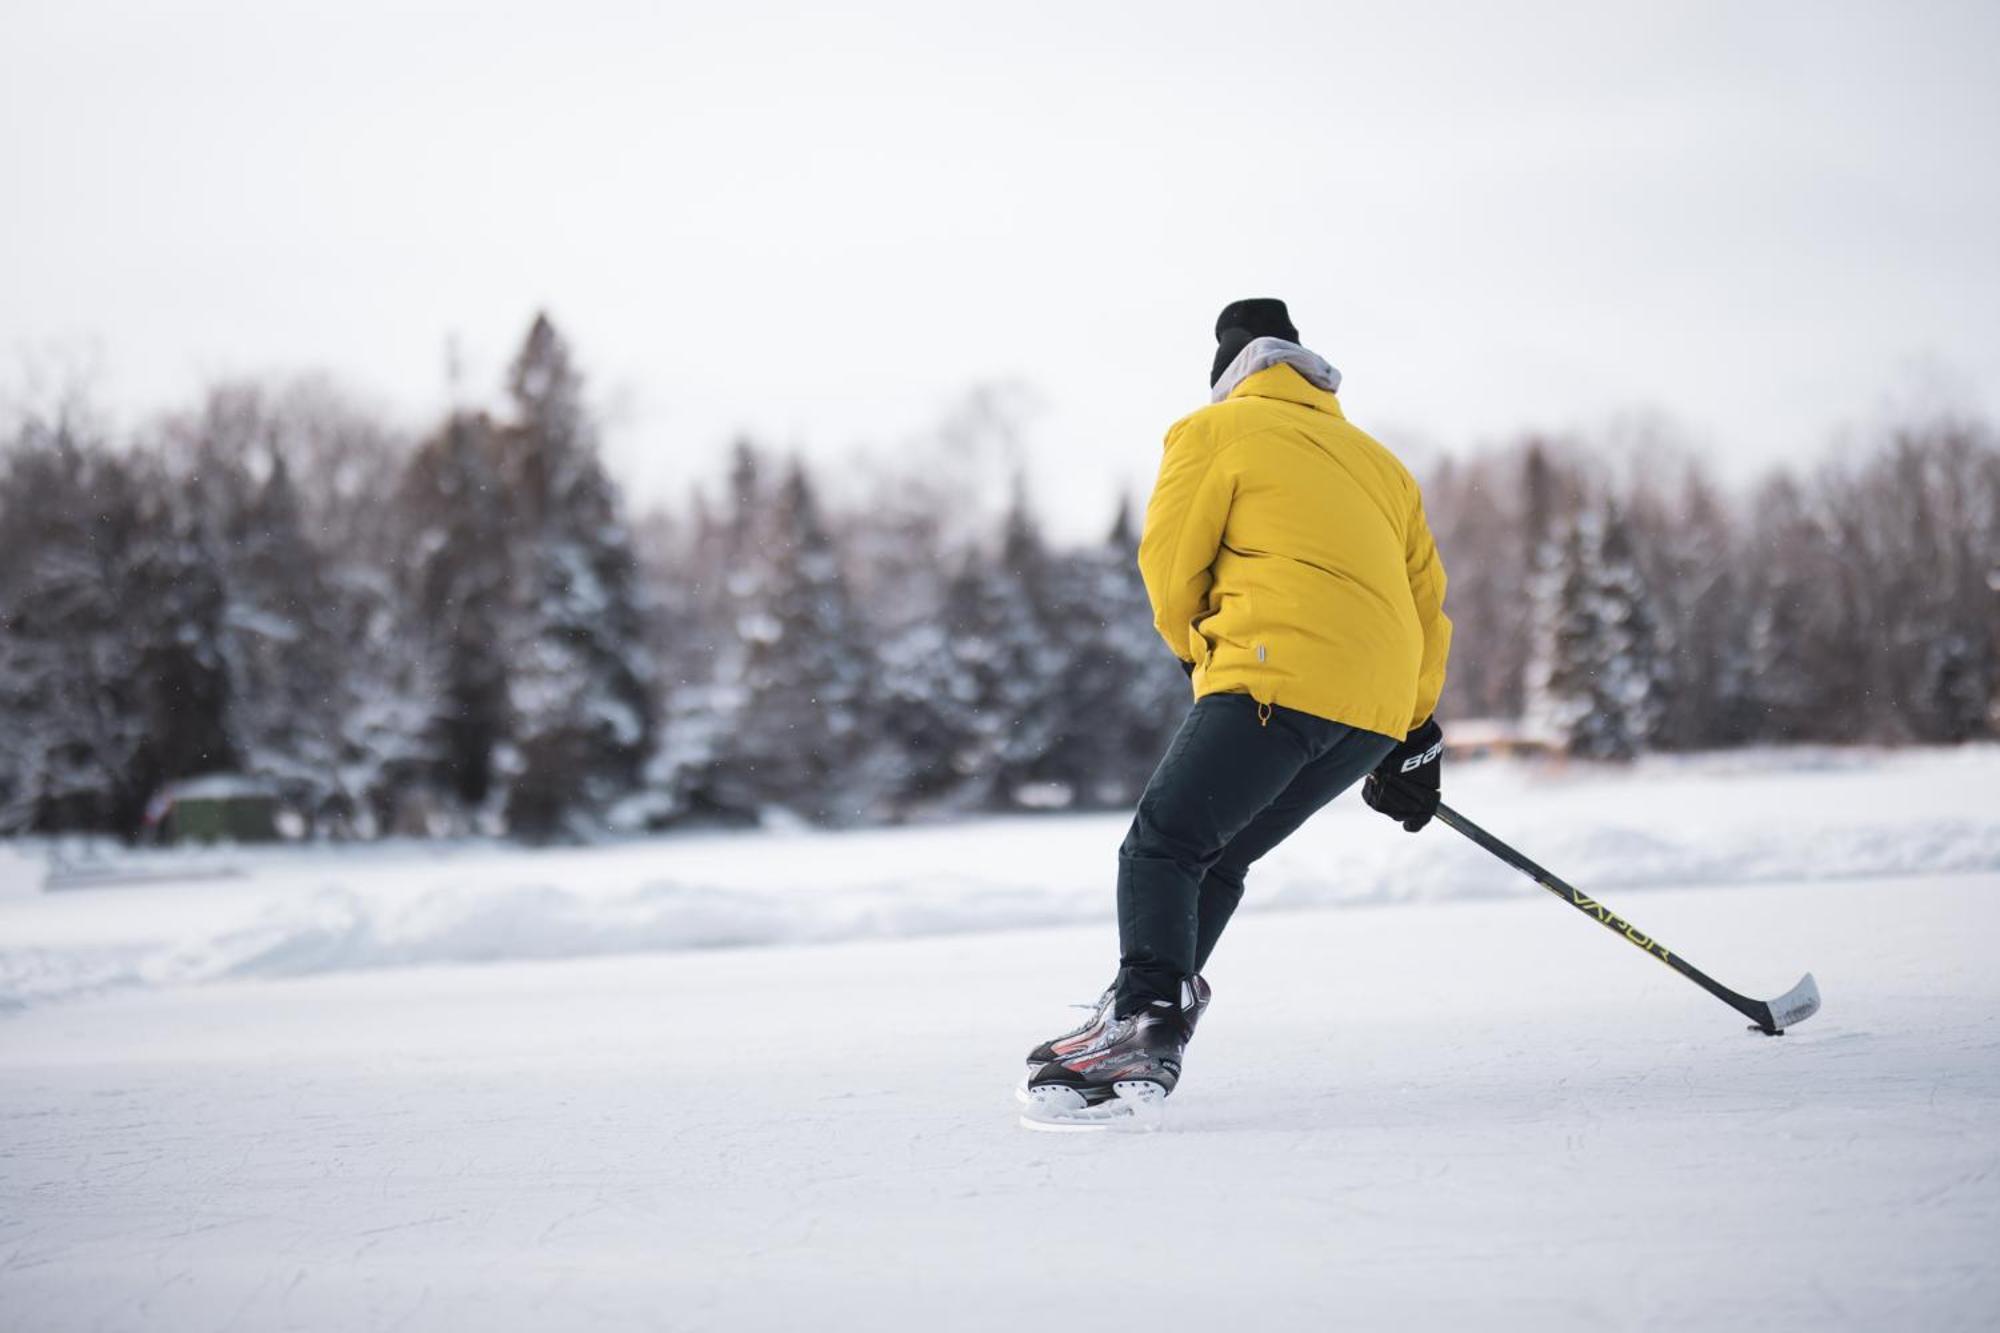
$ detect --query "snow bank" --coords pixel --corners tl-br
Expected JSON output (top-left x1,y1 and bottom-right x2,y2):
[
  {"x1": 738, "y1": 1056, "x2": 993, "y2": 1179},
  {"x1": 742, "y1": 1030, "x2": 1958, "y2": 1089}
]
[
  {"x1": 0, "y1": 841, "x2": 45, "y2": 898},
  {"x1": 3, "y1": 745, "x2": 1998, "y2": 1009}
]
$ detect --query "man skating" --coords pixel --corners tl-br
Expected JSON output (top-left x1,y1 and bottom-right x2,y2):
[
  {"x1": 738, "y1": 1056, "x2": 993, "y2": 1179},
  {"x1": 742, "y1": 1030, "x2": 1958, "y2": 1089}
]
[{"x1": 1021, "y1": 298, "x2": 1453, "y2": 1129}]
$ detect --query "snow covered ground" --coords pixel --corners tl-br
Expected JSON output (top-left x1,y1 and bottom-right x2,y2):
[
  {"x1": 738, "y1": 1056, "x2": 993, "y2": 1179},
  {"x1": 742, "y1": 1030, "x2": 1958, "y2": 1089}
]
[
  {"x1": 3, "y1": 748, "x2": 1999, "y2": 1329},
  {"x1": 5, "y1": 746, "x2": 1998, "y2": 1013}
]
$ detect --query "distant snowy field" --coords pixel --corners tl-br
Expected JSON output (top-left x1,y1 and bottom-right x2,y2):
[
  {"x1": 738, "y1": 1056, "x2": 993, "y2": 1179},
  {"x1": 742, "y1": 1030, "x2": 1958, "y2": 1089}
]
[{"x1": 3, "y1": 748, "x2": 1998, "y2": 1330}]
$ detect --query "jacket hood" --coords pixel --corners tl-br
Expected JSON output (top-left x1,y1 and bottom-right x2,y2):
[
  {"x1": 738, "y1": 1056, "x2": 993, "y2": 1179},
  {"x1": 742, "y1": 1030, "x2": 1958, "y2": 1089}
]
[{"x1": 1210, "y1": 336, "x2": 1341, "y2": 404}]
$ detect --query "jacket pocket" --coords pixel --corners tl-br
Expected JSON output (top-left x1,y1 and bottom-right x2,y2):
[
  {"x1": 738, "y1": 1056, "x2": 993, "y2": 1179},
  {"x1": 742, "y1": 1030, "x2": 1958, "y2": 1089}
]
[{"x1": 1187, "y1": 621, "x2": 1213, "y2": 673}]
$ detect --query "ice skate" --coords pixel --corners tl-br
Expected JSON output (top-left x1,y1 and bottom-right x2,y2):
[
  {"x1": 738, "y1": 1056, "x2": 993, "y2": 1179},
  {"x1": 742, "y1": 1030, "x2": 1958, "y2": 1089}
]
[
  {"x1": 1019, "y1": 978, "x2": 1204, "y2": 1132},
  {"x1": 1016, "y1": 975, "x2": 1210, "y2": 1103}
]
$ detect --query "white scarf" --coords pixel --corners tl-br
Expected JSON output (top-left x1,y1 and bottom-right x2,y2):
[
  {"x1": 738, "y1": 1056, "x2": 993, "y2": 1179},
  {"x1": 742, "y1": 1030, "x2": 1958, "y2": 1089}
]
[{"x1": 1210, "y1": 336, "x2": 1342, "y2": 404}]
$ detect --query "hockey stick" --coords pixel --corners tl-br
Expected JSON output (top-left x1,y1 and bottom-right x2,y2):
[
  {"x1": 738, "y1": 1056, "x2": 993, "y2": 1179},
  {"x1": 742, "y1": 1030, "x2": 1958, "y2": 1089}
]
[{"x1": 1433, "y1": 801, "x2": 1821, "y2": 1035}]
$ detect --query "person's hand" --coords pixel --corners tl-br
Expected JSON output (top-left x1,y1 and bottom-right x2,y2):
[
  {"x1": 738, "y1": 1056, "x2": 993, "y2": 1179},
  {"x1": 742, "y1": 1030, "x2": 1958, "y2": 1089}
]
[{"x1": 1362, "y1": 717, "x2": 1443, "y2": 832}]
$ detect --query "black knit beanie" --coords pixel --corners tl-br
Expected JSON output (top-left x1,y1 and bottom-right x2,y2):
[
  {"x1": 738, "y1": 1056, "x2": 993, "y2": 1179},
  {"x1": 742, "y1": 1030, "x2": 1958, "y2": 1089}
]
[{"x1": 1211, "y1": 298, "x2": 1300, "y2": 387}]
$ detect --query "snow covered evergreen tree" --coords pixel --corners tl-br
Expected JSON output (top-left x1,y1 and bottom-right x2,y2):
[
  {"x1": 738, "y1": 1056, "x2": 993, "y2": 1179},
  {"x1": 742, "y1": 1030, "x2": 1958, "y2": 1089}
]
[
  {"x1": 125, "y1": 460, "x2": 237, "y2": 811},
  {"x1": 401, "y1": 409, "x2": 516, "y2": 813},
  {"x1": 217, "y1": 449, "x2": 341, "y2": 811},
  {"x1": 721, "y1": 462, "x2": 882, "y2": 822},
  {"x1": 871, "y1": 607, "x2": 968, "y2": 815},
  {"x1": 496, "y1": 314, "x2": 656, "y2": 838},
  {"x1": 1525, "y1": 499, "x2": 1667, "y2": 759},
  {"x1": 319, "y1": 563, "x2": 440, "y2": 835},
  {"x1": 167, "y1": 388, "x2": 348, "y2": 823},
  {"x1": 929, "y1": 478, "x2": 1069, "y2": 809},
  {"x1": 651, "y1": 442, "x2": 768, "y2": 823},
  {"x1": 621, "y1": 503, "x2": 705, "y2": 830},
  {"x1": 1041, "y1": 498, "x2": 1188, "y2": 807},
  {"x1": 0, "y1": 415, "x2": 161, "y2": 832},
  {"x1": 850, "y1": 465, "x2": 967, "y2": 816},
  {"x1": 275, "y1": 381, "x2": 440, "y2": 834},
  {"x1": 0, "y1": 402, "x2": 247, "y2": 837}
]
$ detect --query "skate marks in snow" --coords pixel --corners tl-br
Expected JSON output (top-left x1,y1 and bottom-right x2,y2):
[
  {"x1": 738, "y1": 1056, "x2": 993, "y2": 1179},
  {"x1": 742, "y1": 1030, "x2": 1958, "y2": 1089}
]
[{"x1": 1147, "y1": 1017, "x2": 1967, "y2": 1151}]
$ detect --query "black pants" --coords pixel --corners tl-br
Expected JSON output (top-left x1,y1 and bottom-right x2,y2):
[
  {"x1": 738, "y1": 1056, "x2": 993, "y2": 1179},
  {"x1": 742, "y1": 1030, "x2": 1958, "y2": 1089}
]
[{"x1": 1115, "y1": 693, "x2": 1396, "y2": 1013}]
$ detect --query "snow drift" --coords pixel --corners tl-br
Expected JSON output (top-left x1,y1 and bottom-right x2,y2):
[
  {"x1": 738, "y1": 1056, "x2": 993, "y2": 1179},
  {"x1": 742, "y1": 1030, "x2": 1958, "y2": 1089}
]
[{"x1": 3, "y1": 746, "x2": 1997, "y2": 1010}]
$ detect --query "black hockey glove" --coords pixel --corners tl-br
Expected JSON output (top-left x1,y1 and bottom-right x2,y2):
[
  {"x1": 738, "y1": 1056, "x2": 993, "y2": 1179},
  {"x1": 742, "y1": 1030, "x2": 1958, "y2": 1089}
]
[{"x1": 1362, "y1": 717, "x2": 1443, "y2": 833}]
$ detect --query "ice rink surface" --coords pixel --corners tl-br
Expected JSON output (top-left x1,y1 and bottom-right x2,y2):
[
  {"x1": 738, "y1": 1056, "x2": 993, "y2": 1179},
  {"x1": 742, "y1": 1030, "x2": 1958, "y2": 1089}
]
[{"x1": 3, "y1": 752, "x2": 1998, "y2": 1330}]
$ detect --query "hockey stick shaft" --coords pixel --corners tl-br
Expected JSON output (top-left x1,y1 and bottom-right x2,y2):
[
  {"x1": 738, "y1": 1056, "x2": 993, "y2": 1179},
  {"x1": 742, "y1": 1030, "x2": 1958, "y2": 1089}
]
[{"x1": 1432, "y1": 801, "x2": 1816, "y2": 1033}]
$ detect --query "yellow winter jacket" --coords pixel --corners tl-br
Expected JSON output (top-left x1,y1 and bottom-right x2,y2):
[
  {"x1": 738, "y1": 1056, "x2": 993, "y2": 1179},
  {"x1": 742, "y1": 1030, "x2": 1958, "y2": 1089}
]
[{"x1": 1138, "y1": 363, "x2": 1451, "y2": 740}]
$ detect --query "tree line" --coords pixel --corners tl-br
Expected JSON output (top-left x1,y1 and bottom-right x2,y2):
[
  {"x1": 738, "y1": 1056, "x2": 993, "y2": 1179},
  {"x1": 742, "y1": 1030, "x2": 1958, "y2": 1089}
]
[
  {"x1": 1429, "y1": 422, "x2": 1999, "y2": 758},
  {"x1": 2, "y1": 315, "x2": 1995, "y2": 839}
]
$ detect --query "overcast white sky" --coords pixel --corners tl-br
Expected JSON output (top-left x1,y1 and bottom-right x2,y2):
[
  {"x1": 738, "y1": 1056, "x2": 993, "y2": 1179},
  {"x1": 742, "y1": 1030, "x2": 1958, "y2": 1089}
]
[{"x1": 5, "y1": 0, "x2": 1997, "y2": 537}]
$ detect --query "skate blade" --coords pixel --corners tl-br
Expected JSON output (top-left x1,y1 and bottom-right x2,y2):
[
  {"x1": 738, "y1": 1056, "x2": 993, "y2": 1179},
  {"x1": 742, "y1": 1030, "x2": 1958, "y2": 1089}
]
[{"x1": 1017, "y1": 1081, "x2": 1167, "y2": 1133}]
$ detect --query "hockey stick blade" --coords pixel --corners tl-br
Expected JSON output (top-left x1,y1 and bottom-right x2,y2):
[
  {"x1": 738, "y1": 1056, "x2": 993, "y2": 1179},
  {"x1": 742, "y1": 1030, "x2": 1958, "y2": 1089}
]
[{"x1": 1747, "y1": 972, "x2": 1821, "y2": 1036}]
